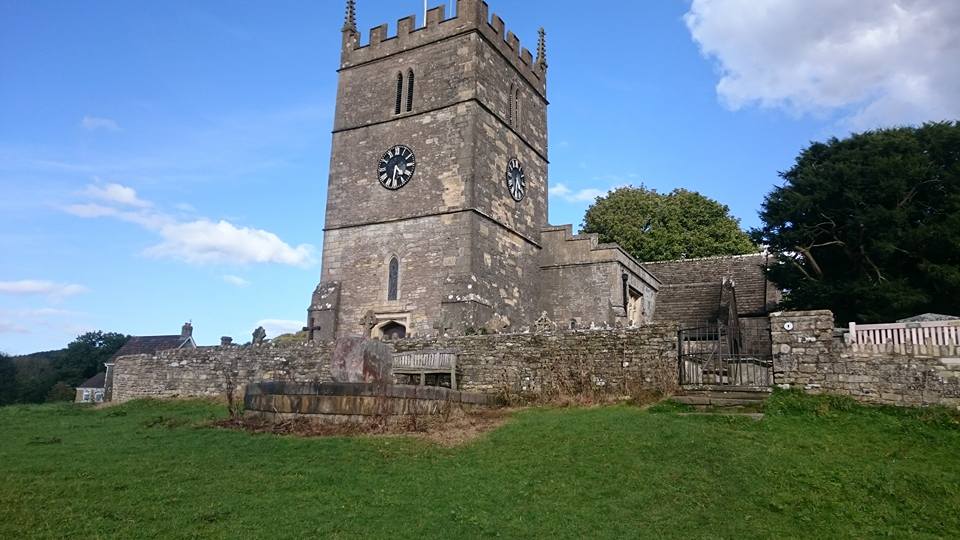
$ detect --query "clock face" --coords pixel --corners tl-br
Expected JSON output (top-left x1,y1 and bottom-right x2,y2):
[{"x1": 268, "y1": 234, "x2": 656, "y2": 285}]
[
  {"x1": 506, "y1": 158, "x2": 526, "y2": 201},
  {"x1": 378, "y1": 145, "x2": 416, "y2": 190}
]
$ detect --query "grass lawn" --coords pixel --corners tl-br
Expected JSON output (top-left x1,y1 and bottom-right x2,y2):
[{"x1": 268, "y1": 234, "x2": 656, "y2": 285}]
[{"x1": 1, "y1": 392, "x2": 959, "y2": 539}]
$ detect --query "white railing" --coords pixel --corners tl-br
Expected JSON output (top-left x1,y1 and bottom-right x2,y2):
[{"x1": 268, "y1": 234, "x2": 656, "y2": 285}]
[{"x1": 848, "y1": 320, "x2": 960, "y2": 346}]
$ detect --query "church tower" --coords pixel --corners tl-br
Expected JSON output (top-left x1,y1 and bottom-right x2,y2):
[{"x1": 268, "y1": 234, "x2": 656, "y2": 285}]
[{"x1": 309, "y1": 0, "x2": 549, "y2": 339}]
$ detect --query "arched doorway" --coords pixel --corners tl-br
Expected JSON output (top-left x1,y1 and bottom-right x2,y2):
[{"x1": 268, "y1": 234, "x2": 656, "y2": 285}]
[{"x1": 379, "y1": 321, "x2": 407, "y2": 340}]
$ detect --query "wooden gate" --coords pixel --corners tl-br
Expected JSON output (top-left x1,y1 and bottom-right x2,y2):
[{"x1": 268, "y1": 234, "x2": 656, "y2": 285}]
[{"x1": 679, "y1": 320, "x2": 773, "y2": 388}]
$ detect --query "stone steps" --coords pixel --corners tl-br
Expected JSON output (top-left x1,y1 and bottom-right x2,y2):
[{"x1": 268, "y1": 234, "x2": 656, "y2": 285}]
[{"x1": 674, "y1": 386, "x2": 772, "y2": 409}]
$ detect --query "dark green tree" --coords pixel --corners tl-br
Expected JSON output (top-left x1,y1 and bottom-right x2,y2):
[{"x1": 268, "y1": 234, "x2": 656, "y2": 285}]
[
  {"x1": 54, "y1": 331, "x2": 129, "y2": 386},
  {"x1": 0, "y1": 353, "x2": 16, "y2": 406},
  {"x1": 45, "y1": 381, "x2": 75, "y2": 402},
  {"x1": 752, "y1": 122, "x2": 960, "y2": 324},
  {"x1": 581, "y1": 186, "x2": 756, "y2": 261}
]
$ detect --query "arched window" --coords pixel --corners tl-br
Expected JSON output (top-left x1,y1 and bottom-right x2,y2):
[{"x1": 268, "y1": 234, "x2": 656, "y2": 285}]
[
  {"x1": 508, "y1": 84, "x2": 515, "y2": 125},
  {"x1": 395, "y1": 73, "x2": 404, "y2": 115},
  {"x1": 387, "y1": 257, "x2": 399, "y2": 301},
  {"x1": 406, "y1": 69, "x2": 415, "y2": 112}
]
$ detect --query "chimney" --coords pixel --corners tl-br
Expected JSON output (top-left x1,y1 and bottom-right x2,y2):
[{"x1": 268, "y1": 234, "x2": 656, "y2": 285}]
[
  {"x1": 181, "y1": 322, "x2": 193, "y2": 338},
  {"x1": 220, "y1": 336, "x2": 233, "y2": 347}
]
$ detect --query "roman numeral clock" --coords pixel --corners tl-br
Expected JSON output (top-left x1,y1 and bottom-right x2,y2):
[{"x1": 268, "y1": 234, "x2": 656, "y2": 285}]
[
  {"x1": 506, "y1": 158, "x2": 526, "y2": 201},
  {"x1": 377, "y1": 145, "x2": 527, "y2": 205},
  {"x1": 378, "y1": 144, "x2": 416, "y2": 190}
]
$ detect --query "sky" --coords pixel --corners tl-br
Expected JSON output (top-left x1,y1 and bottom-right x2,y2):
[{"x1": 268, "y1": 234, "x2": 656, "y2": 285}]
[{"x1": 1, "y1": 0, "x2": 957, "y2": 354}]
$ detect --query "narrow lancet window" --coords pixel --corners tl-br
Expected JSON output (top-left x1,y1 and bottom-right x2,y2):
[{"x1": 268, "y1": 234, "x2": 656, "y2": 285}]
[
  {"x1": 508, "y1": 84, "x2": 514, "y2": 125},
  {"x1": 514, "y1": 88, "x2": 521, "y2": 128},
  {"x1": 395, "y1": 73, "x2": 404, "y2": 115},
  {"x1": 406, "y1": 70, "x2": 415, "y2": 112},
  {"x1": 387, "y1": 257, "x2": 399, "y2": 301}
]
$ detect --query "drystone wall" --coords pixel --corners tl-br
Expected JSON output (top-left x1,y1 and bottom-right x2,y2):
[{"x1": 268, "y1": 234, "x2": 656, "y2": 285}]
[
  {"x1": 112, "y1": 325, "x2": 679, "y2": 403},
  {"x1": 771, "y1": 311, "x2": 960, "y2": 408},
  {"x1": 112, "y1": 343, "x2": 332, "y2": 403},
  {"x1": 393, "y1": 323, "x2": 679, "y2": 397}
]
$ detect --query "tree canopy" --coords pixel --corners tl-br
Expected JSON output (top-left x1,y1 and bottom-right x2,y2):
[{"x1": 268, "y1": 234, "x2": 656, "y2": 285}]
[
  {"x1": 0, "y1": 331, "x2": 128, "y2": 405},
  {"x1": 0, "y1": 353, "x2": 15, "y2": 406},
  {"x1": 580, "y1": 186, "x2": 756, "y2": 262},
  {"x1": 752, "y1": 122, "x2": 960, "y2": 324}
]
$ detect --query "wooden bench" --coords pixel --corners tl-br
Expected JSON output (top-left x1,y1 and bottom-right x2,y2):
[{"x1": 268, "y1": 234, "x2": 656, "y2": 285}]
[{"x1": 392, "y1": 350, "x2": 461, "y2": 390}]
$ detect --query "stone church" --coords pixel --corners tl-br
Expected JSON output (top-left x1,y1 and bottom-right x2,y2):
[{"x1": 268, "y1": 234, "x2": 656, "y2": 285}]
[{"x1": 307, "y1": 0, "x2": 776, "y2": 341}]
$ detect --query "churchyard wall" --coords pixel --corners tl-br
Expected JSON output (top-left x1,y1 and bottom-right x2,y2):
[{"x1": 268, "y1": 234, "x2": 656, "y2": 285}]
[
  {"x1": 112, "y1": 324, "x2": 680, "y2": 403},
  {"x1": 111, "y1": 343, "x2": 333, "y2": 403},
  {"x1": 393, "y1": 323, "x2": 679, "y2": 397},
  {"x1": 771, "y1": 311, "x2": 960, "y2": 408}
]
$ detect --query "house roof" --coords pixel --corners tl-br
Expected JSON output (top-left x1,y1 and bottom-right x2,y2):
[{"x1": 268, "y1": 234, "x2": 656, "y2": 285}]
[
  {"x1": 110, "y1": 335, "x2": 194, "y2": 359},
  {"x1": 78, "y1": 372, "x2": 106, "y2": 389}
]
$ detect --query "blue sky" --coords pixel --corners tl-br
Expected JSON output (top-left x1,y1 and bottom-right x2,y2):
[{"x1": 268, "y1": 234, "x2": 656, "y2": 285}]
[{"x1": 2, "y1": 0, "x2": 957, "y2": 354}]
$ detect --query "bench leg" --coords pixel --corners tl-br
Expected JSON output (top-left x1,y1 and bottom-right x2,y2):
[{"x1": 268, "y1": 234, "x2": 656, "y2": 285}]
[{"x1": 451, "y1": 369, "x2": 457, "y2": 391}]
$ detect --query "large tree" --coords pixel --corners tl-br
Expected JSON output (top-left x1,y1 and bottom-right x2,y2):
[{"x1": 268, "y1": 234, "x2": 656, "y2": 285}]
[
  {"x1": 581, "y1": 186, "x2": 756, "y2": 261},
  {"x1": 752, "y1": 122, "x2": 960, "y2": 324},
  {"x1": 54, "y1": 331, "x2": 129, "y2": 386}
]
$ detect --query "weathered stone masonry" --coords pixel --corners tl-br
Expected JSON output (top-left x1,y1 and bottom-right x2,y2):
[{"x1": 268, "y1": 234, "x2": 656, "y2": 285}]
[
  {"x1": 771, "y1": 310, "x2": 960, "y2": 408},
  {"x1": 112, "y1": 325, "x2": 680, "y2": 403},
  {"x1": 112, "y1": 343, "x2": 332, "y2": 403},
  {"x1": 393, "y1": 323, "x2": 679, "y2": 395}
]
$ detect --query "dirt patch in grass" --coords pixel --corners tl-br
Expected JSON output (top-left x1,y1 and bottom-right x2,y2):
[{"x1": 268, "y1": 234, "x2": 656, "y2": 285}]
[{"x1": 213, "y1": 407, "x2": 515, "y2": 447}]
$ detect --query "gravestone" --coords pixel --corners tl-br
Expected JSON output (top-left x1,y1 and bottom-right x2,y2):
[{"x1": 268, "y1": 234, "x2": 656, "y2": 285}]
[{"x1": 330, "y1": 337, "x2": 393, "y2": 383}]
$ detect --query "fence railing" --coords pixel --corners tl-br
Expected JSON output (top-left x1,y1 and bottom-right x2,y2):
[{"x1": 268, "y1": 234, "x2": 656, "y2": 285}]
[
  {"x1": 848, "y1": 320, "x2": 960, "y2": 346},
  {"x1": 678, "y1": 321, "x2": 773, "y2": 388}
]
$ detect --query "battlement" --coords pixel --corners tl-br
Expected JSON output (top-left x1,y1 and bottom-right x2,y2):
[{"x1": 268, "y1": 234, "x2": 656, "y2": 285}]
[{"x1": 341, "y1": 0, "x2": 546, "y2": 97}]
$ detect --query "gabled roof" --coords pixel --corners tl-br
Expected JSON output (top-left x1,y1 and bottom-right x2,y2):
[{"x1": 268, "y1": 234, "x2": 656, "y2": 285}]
[
  {"x1": 78, "y1": 372, "x2": 106, "y2": 389},
  {"x1": 110, "y1": 335, "x2": 194, "y2": 360}
]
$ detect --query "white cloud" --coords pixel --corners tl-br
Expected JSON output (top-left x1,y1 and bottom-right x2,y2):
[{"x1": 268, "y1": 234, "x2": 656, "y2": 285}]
[
  {"x1": 223, "y1": 274, "x2": 251, "y2": 287},
  {"x1": 66, "y1": 182, "x2": 315, "y2": 267},
  {"x1": 85, "y1": 182, "x2": 151, "y2": 207},
  {"x1": 254, "y1": 319, "x2": 304, "y2": 338},
  {"x1": 145, "y1": 220, "x2": 314, "y2": 266},
  {"x1": 64, "y1": 203, "x2": 120, "y2": 218},
  {"x1": 0, "y1": 322, "x2": 30, "y2": 334},
  {"x1": 81, "y1": 115, "x2": 121, "y2": 132},
  {"x1": 0, "y1": 280, "x2": 89, "y2": 298},
  {"x1": 0, "y1": 308, "x2": 85, "y2": 336},
  {"x1": 550, "y1": 183, "x2": 610, "y2": 203},
  {"x1": 684, "y1": 0, "x2": 960, "y2": 129}
]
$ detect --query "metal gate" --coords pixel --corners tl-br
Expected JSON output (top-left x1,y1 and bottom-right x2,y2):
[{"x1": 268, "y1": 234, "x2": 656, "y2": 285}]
[{"x1": 678, "y1": 319, "x2": 773, "y2": 387}]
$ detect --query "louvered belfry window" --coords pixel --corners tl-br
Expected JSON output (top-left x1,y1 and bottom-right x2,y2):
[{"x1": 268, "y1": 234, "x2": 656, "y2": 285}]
[{"x1": 395, "y1": 73, "x2": 404, "y2": 115}]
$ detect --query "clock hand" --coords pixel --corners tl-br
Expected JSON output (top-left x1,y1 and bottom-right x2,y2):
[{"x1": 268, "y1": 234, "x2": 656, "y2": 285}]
[{"x1": 393, "y1": 165, "x2": 403, "y2": 180}]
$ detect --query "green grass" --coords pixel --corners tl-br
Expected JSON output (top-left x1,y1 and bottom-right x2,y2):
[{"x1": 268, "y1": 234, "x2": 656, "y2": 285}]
[{"x1": 2, "y1": 393, "x2": 959, "y2": 539}]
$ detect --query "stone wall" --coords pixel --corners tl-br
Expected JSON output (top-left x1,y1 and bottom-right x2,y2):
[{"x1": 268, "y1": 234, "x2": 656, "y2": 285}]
[
  {"x1": 771, "y1": 311, "x2": 960, "y2": 408},
  {"x1": 393, "y1": 323, "x2": 679, "y2": 396},
  {"x1": 539, "y1": 225, "x2": 660, "y2": 327},
  {"x1": 112, "y1": 343, "x2": 332, "y2": 403},
  {"x1": 112, "y1": 325, "x2": 679, "y2": 403}
]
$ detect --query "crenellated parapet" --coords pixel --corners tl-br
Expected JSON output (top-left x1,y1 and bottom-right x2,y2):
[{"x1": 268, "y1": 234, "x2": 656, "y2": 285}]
[{"x1": 340, "y1": 0, "x2": 546, "y2": 97}]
